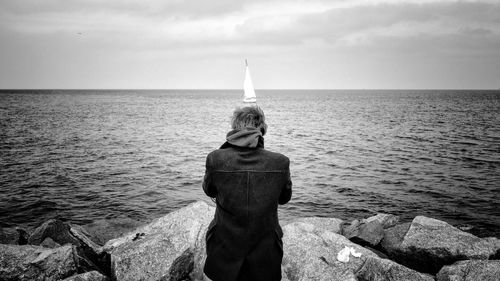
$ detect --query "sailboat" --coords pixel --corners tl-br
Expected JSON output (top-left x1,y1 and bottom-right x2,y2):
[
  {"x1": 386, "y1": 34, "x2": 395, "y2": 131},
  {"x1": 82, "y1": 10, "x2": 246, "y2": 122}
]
[{"x1": 242, "y1": 59, "x2": 257, "y2": 104}]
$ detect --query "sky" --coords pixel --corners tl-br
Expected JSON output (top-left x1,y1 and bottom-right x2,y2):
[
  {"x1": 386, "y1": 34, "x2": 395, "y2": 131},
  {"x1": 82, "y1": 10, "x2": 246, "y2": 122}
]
[{"x1": 0, "y1": 0, "x2": 499, "y2": 89}]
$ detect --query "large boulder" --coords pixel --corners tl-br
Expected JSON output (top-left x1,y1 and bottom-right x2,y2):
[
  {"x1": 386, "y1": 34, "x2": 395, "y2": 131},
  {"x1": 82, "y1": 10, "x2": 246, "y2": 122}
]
[
  {"x1": 282, "y1": 221, "x2": 378, "y2": 281},
  {"x1": 293, "y1": 217, "x2": 344, "y2": 234},
  {"x1": 380, "y1": 216, "x2": 498, "y2": 274},
  {"x1": 355, "y1": 256, "x2": 434, "y2": 281},
  {"x1": 70, "y1": 225, "x2": 109, "y2": 275},
  {"x1": 379, "y1": 222, "x2": 411, "y2": 255},
  {"x1": 82, "y1": 218, "x2": 145, "y2": 246},
  {"x1": 27, "y1": 219, "x2": 106, "y2": 274},
  {"x1": 0, "y1": 244, "x2": 78, "y2": 281},
  {"x1": 342, "y1": 219, "x2": 384, "y2": 247},
  {"x1": 365, "y1": 213, "x2": 400, "y2": 229},
  {"x1": 436, "y1": 260, "x2": 500, "y2": 281},
  {"x1": 484, "y1": 237, "x2": 500, "y2": 259},
  {"x1": 28, "y1": 219, "x2": 80, "y2": 246},
  {"x1": 69, "y1": 225, "x2": 103, "y2": 253},
  {"x1": 103, "y1": 201, "x2": 215, "y2": 281},
  {"x1": 40, "y1": 237, "x2": 61, "y2": 248},
  {"x1": 61, "y1": 270, "x2": 109, "y2": 281},
  {"x1": 0, "y1": 227, "x2": 29, "y2": 245}
]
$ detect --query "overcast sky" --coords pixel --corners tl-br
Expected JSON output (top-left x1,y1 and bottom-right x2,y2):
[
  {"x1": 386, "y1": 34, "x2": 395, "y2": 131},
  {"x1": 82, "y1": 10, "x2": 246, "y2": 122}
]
[{"x1": 1, "y1": 0, "x2": 499, "y2": 89}]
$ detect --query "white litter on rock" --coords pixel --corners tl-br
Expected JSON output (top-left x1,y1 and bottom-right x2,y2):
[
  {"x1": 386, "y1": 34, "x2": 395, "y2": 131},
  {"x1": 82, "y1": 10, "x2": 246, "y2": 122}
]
[
  {"x1": 336, "y1": 246, "x2": 362, "y2": 263},
  {"x1": 351, "y1": 248, "x2": 362, "y2": 257}
]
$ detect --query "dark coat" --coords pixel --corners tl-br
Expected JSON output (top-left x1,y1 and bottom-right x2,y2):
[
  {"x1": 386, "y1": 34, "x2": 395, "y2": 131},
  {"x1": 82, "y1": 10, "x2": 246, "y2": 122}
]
[{"x1": 203, "y1": 140, "x2": 292, "y2": 281}]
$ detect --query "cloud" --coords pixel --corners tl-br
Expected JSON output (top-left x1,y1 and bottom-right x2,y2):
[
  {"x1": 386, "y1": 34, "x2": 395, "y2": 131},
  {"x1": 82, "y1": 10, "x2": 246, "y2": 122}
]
[
  {"x1": 238, "y1": 1, "x2": 500, "y2": 47},
  {"x1": 1, "y1": 0, "x2": 499, "y2": 88},
  {"x1": 2, "y1": 0, "x2": 499, "y2": 47}
]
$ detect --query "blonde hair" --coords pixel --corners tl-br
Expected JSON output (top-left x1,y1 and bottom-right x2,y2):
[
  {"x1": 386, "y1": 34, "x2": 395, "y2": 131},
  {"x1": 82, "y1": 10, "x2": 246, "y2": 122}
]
[{"x1": 231, "y1": 106, "x2": 268, "y2": 136}]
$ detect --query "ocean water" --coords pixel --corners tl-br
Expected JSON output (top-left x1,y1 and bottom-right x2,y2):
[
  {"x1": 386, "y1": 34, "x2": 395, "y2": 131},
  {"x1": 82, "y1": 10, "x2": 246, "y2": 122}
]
[{"x1": 1, "y1": 90, "x2": 499, "y2": 237}]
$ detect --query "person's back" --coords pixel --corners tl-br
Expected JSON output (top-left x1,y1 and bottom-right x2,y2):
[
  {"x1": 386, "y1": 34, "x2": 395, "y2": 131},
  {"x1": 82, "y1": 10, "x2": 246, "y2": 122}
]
[{"x1": 203, "y1": 106, "x2": 292, "y2": 281}]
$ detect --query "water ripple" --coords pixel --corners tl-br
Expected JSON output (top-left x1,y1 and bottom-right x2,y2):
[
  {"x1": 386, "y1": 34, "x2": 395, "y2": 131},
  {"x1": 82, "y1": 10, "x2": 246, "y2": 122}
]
[{"x1": 0, "y1": 89, "x2": 499, "y2": 237}]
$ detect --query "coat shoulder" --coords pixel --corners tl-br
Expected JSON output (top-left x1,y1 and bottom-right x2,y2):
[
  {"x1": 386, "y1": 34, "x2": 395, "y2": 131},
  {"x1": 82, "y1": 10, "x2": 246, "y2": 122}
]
[{"x1": 261, "y1": 149, "x2": 290, "y2": 164}]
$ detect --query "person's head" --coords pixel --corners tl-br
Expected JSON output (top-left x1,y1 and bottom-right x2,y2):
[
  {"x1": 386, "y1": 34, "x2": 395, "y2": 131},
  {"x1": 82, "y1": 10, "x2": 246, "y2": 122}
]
[{"x1": 231, "y1": 106, "x2": 268, "y2": 136}]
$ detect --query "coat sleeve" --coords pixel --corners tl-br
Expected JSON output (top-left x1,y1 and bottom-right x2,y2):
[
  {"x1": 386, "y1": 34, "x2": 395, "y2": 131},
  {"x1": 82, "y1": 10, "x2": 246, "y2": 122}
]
[
  {"x1": 203, "y1": 153, "x2": 217, "y2": 198},
  {"x1": 279, "y1": 157, "x2": 292, "y2": 205}
]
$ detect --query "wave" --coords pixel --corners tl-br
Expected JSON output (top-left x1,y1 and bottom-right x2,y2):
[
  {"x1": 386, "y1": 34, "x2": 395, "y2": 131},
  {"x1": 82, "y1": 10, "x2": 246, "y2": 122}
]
[{"x1": 1, "y1": 89, "x2": 498, "y2": 237}]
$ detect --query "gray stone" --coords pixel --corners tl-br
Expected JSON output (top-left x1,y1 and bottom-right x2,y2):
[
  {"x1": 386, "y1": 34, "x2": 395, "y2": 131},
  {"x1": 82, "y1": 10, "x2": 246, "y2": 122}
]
[
  {"x1": 293, "y1": 217, "x2": 344, "y2": 234},
  {"x1": 484, "y1": 237, "x2": 500, "y2": 259},
  {"x1": 70, "y1": 224, "x2": 104, "y2": 256},
  {"x1": 28, "y1": 219, "x2": 80, "y2": 246},
  {"x1": 61, "y1": 271, "x2": 109, "y2": 281},
  {"x1": 365, "y1": 213, "x2": 400, "y2": 229},
  {"x1": 363, "y1": 246, "x2": 389, "y2": 259},
  {"x1": 164, "y1": 248, "x2": 195, "y2": 281},
  {"x1": 40, "y1": 237, "x2": 61, "y2": 248},
  {"x1": 379, "y1": 222, "x2": 411, "y2": 255},
  {"x1": 82, "y1": 218, "x2": 145, "y2": 246},
  {"x1": 68, "y1": 225, "x2": 108, "y2": 275},
  {"x1": 103, "y1": 201, "x2": 215, "y2": 281},
  {"x1": 282, "y1": 221, "x2": 378, "y2": 281},
  {"x1": 28, "y1": 218, "x2": 111, "y2": 275},
  {"x1": 342, "y1": 219, "x2": 384, "y2": 247},
  {"x1": 0, "y1": 227, "x2": 29, "y2": 245},
  {"x1": 436, "y1": 260, "x2": 500, "y2": 281},
  {"x1": 281, "y1": 267, "x2": 291, "y2": 281},
  {"x1": 355, "y1": 256, "x2": 434, "y2": 281},
  {"x1": 382, "y1": 216, "x2": 498, "y2": 274},
  {"x1": 0, "y1": 244, "x2": 78, "y2": 281},
  {"x1": 28, "y1": 218, "x2": 110, "y2": 274},
  {"x1": 1, "y1": 227, "x2": 21, "y2": 245}
]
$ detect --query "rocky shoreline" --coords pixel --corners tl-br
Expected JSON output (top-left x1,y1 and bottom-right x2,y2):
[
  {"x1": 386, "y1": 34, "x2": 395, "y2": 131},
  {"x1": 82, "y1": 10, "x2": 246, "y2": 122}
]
[{"x1": 1, "y1": 201, "x2": 499, "y2": 281}]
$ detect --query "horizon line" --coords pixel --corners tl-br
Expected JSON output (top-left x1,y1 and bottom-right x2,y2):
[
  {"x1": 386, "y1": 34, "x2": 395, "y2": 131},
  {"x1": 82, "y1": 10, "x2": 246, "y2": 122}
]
[{"x1": 1, "y1": 88, "x2": 499, "y2": 91}]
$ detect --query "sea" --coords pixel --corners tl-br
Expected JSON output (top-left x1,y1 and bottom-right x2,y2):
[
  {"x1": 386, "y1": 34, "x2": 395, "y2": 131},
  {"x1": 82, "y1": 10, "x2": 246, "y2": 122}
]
[{"x1": 1, "y1": 90, "x2": 499, "y2": 237}]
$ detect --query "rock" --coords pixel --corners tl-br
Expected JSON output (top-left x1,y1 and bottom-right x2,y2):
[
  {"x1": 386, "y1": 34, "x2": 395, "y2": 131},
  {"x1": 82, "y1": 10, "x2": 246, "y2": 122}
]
[
  {"x1": 27, "y1": 218, "x2": 108, "y2": 274},
  {"x1": 70, "y1": 225, "x2": 99, "y2": 247},
  {"x1": 436, "y1": 260, "x2": 500, "y2": 281},
  {"x1": 379, "y1": 222, "x2": 411, "y2": 255},
  {"x1": 281, "y1": 221, "x2": 378, "y2": 281},
  {"x1": 0, "y1": 244, "x2": 78, "y2": 281},
  {"x1": 82, "y1": 218, "x2": 145, "y2": 246},
  {"x1": 40, "y1": 237, "x2": 61, "y2": 248},
  {"x1": 365, "y1": 213, "x2": 400, "y2": 229},
  {"x1": 484, "y1": 237, "x2": 500, "y2": 259},
  {"x1": 342, "y1": 219, "x2": 384, "y2": 247},
  {"x1": 61, "y1": 271, "x2": 109, "y2": 281},
  {"x1": 1, "y1": 227, "x2": 21, "y2": 245},
  {"x1": 381, "y1": 216, "x2": 498, "y2": 274},
  {"x1": 0, "y1": 227, "x2": 29, "y2": 245},
  {"x1": 70, "y1": 224, "x2": 105, "y2": 256},
  {"x1": 281, "y1": 267, "x2": 291, "y2": 281},
  {"x1": 103, "y1": 201, "x2": 215, "y2": 281},
  {"x1": 293, "y1": 217, "x2": 344, "y2": 234},
  {"x1": 167, "y1": 248, "x2": 195, "y2": 281},
  {"x1": 355, "y1": 256, "x2": 434, "y2": 281},
  {"x1": 69, "y1": 225, "x2": 107, "y2": 274},
  {"x1": 364, "y1": 246, "x2": 389, "y2": 259},
  {"x1": 28, "y1": 219, "x2": 80, "y2": 246},
  {"x1": 18, "y1": 228, "x2": 30, "y2": 244}
]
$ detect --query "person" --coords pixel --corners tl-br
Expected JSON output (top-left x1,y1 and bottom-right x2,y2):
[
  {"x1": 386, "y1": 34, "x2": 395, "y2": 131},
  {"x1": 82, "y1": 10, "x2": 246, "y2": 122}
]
[{"x1": 202, "y1": 105, "x2": 292, "y2": 281}]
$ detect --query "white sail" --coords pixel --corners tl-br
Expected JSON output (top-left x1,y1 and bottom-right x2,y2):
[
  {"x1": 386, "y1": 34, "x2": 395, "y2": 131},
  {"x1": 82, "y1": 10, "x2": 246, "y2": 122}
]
[{"x1": 243, "y1": 60, "x2": 257, "y2": 104}]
